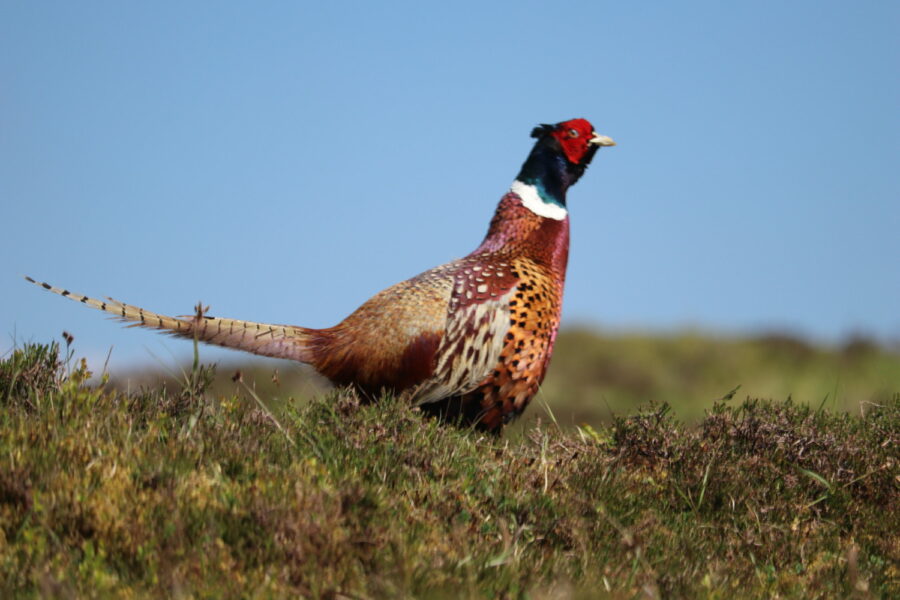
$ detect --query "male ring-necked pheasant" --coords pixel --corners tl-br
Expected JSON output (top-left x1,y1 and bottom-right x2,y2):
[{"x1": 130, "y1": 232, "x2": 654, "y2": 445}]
[{"x1": 28, "y1": 118, "x2": 614, "y2": 432}]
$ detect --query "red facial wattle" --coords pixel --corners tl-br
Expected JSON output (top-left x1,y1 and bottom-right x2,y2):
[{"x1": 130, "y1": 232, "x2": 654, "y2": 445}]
[{"x1": 551, "y1": 118, "x2": 596, "y2": 164}]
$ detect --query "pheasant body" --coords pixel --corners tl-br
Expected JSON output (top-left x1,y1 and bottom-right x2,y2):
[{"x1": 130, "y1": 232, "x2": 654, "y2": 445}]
[{"x1": 28, "y1": 118, "x2": 614, "y2": 432}]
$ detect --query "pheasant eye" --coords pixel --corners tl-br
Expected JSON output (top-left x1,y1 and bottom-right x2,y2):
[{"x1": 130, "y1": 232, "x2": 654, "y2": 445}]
[{"x1": 568, "y1": 128, "x2": 579, "y2": 138}]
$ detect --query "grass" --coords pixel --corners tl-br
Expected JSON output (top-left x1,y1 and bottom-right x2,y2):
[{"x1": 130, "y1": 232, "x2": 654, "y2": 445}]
[
  {"x1": 111, "y1": 328, "x2": 900, "y2": 428},
  {"x1": 1, "y1": 339, "x2": 898, "y2": 598},
  {"x1": 543, "y1": 328, "x2": 900, "y2": 425}
]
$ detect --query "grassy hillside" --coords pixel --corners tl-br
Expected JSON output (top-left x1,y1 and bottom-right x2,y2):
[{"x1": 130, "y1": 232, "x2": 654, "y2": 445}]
[
  {"x1": 110, "y1": 328, "x2": 900, "y2": 428},
  {"x1": 543, "y1": 328, "x2": 900, "y2": 425},
  {"x1": 1, "y1": 340, "x2": 898, "y2": 598}
]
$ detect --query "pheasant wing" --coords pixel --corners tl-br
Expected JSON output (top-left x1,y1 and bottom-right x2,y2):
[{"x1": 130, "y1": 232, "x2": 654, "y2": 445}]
[{"x1": 413, "y1": 258, "x2": 519, "y2": 404}]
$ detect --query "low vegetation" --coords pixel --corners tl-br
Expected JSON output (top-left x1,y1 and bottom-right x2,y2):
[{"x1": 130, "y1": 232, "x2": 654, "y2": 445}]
[
  {"x1": 1, "y1": 338, "x2": 897, "y2": 598},
  {"x1": 112, "y1": 328, "x2": 900, "y2": 429}
]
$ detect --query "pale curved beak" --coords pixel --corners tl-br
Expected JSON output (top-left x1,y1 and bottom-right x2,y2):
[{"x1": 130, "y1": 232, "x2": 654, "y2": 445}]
[{"x1": 590, "y1": 132, "x2": 616, "y2": 147}]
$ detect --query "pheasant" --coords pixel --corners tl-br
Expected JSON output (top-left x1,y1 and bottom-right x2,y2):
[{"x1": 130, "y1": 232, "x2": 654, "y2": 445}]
[{"x1": 27, "y1": 118, "x2": 614, "y2": 432}]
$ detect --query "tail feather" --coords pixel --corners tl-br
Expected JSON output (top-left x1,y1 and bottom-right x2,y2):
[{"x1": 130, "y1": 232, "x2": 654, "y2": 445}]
[{"x1": 25, "y1": 277, "x2": 316, "y2": 363}]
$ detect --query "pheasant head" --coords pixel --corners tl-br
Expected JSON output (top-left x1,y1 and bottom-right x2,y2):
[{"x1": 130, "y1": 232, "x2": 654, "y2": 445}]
[{"x1": 512, "y1": 118, "x2": 615, "y2": 220}]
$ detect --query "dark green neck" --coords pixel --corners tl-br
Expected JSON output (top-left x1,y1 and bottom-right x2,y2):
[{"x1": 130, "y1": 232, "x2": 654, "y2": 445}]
[
  {"x1": 515, "y1": 136, "x2": 596, "y2": 208},
  {"x1": 515, "y1": 145, "x2": 569, "y2": 208}
]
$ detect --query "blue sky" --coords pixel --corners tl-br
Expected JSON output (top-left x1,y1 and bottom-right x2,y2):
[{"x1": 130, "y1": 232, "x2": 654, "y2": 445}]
[{"x1": 2, "y1": 1, "x2": 898, "y2": 370}]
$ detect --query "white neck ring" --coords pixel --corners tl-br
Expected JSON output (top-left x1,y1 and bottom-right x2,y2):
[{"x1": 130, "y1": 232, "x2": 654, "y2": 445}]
[{"x1": 509, "y1": 180, "x2": 567, "y2": 220}]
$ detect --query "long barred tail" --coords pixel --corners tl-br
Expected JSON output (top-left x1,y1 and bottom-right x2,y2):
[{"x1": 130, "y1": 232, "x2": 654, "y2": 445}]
[{"x1": 25, "y1": 277, "x2": 316, "y2": 363}]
